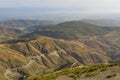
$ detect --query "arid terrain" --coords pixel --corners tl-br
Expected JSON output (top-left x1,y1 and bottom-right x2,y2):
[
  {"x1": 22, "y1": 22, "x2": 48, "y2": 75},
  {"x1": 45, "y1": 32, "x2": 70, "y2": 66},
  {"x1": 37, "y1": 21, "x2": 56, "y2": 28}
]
[{"x1": 0, "y1": 20, "x2": 120, "y2": 80}]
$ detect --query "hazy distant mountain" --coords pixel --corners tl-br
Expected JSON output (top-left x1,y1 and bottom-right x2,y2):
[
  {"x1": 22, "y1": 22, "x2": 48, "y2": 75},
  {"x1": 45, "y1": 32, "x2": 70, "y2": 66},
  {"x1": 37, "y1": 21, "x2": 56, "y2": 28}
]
[
  {"x1": 0, "y1": 19, "x2": 56, "y2": 41},
  {"x1": 83, "y1": 19, "x2": 120, "y2": 27},
  {"x1": 0, "y1": 25, "x2": 23, "y2": 42},
  {"x1": 0, "y1": 19, "x2": 55, "y2": 28},
  {"x1": 24, "y1": 21, "x2": 108, "y2": 39}
]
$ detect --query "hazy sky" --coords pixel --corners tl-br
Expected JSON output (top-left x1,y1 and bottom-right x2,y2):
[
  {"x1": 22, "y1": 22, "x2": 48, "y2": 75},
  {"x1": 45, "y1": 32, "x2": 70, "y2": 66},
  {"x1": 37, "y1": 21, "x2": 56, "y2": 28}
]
[{"x1": 0, "y1": 0, "x2": 120, "y2": 20}]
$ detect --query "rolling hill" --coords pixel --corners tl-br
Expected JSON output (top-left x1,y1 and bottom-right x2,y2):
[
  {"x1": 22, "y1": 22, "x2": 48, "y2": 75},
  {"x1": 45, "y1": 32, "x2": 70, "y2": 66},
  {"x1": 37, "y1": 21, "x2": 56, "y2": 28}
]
[
  {"x1": 0, "y1": 20, "x2": 55, "y2": 28},
  {"x1": 24, "y1": 21, "x2": 108, "y2": 40},
  {"x1": 83, "y1": 19, "x2": 120, "y2": 27},
  {"x1": 0, "y1": 19, "x2": 56, "y2": 42},
  {"x1": 0, "y1": 25, "x2": 24, "y2": 42}
]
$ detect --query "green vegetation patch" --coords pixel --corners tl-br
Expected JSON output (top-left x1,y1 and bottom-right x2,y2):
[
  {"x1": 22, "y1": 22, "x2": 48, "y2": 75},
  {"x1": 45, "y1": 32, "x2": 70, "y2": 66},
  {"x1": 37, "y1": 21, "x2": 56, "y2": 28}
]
[
  {"x1": 86, "y1": 71, "x2": 99, "y2": 77},
  {"x1": 69, "y1": 74, "x2": 81, "y2": 79},
  {"x1": 28, "y1": 63, "x2": 120, "y2": 80}
]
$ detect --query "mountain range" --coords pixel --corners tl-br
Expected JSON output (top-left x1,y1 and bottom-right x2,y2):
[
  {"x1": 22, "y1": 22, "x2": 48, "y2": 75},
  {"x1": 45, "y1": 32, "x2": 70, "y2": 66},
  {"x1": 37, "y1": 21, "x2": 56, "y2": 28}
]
[
  {"x1": 0, "y1": 20, "x2": 120, "y2": 80},
  {"x1": 0, "y1": 20, "x2": 56, "y2": 42},
  {"x1": 83, "y1": 19, "x2": 120, "y2": 27}
]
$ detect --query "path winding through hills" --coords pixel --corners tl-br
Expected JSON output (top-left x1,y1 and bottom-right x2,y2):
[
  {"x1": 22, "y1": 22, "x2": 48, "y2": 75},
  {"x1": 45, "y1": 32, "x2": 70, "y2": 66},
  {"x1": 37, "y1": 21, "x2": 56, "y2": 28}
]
[
  {"x1": 4, "y1": 68, "x2": 12, "y2": 80},
  {"x1": 4, "y1": 56, "x2": 38, "y2": 80}
]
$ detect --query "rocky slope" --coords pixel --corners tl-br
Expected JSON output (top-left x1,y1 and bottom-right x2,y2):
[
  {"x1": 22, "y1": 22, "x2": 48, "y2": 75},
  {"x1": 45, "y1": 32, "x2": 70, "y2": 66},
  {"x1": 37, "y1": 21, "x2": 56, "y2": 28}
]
[
  {"x1": 0, "y1": 36, "x2": 110, "y2": 80},
  {"x1": 1, "y1": 32, "x2": 120, "y2": 79},
  {"x1": 0, "y1": 21, "x2": 120, "y2": 80}
]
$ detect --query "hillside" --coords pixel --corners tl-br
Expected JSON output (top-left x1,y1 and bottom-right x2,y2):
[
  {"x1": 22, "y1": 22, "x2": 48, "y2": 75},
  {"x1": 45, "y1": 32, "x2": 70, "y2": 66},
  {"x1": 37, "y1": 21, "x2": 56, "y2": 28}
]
[
  {"x1": 0, "y1": 25, "x2": 24, "y2": 42},
  {"x1": 0, "y1": 44, "x2": 29, "y2": 80},
  {"x1": 0, "y1": 19, "x2": 55, "y2": 42},
  {"x1": 28, "y1": 63, "x2": 120, "y2": 80},
  {"x1": 83, "y1": 19, "x2": 120, "y2": 27},
  {"x1": 24, "y1": 21, "x2": 108, "y2": 40},
  {"x1": 0, "y1": 36, "x2": 111, "y2": 80},
  {"x1": 0, "y1": 20, "x2": 54, "y2": 28},
  {"x1": 0, "y1": 19, "x2": 56, "y2": 35},
  {"x1": 0, "y1": 21, "x2": 120, "y2": 80},
  {"x1": 0, "y1": 32, "x2": 120, "y2": 79},
  {"x1": 102, "y1": 27, "x2": 120, "y2": 32}
]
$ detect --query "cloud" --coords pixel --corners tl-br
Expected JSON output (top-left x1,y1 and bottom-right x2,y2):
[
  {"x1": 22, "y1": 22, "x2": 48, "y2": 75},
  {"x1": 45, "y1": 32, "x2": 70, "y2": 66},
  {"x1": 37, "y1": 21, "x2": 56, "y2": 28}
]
[
  {"x1": 0, "y1": 0, "x2": 120, "y2": 19},
  {"x1": 0, "y1": 0, "x2": 119, "y2": 8}
]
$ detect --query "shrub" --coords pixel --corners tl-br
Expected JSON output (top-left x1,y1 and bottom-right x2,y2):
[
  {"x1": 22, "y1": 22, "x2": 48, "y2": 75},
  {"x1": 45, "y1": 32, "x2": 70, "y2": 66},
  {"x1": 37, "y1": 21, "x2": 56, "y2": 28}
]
[
  {"x1": 106, "y1": 74, "x2": 116, "y2": 78},
  {"x1": 100, "y1": 67, "x2": 107, "y2": 71},
  {"x1": 87, "y1": 67, "x2": 98, "y2": 72},
  {"x1": 86, "y1": 71, "x2": 99, "y2": 77},
  {"x1": 108, "y1": 63, "x2": 118, "y2": 67},
  {"x1": 69, "y1": 74, "x2": 80, "y2": 79}
]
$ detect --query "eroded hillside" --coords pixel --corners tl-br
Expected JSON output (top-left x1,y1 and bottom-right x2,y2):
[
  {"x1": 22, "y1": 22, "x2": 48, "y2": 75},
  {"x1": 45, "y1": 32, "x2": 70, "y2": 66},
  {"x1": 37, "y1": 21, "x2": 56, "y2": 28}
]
[
  {"x1": 0, "y1": 36, "x2": 109, "y2": 79},
  {"x1": 0, "y1": 21, "x2": 120, "y2": 80},
  {"x1": 0, "y1": 32, "x2": 120, "y2": 79}
]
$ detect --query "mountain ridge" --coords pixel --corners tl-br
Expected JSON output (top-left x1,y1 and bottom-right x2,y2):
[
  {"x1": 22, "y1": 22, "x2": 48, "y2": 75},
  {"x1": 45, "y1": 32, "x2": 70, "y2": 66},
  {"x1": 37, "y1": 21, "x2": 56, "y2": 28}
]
[
  {"x1": 23, "y1": 21, "x2": 108, "y2": 40},
  {"x1": 0, "y1": 20, "x2": 120, "y2": 80}
]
